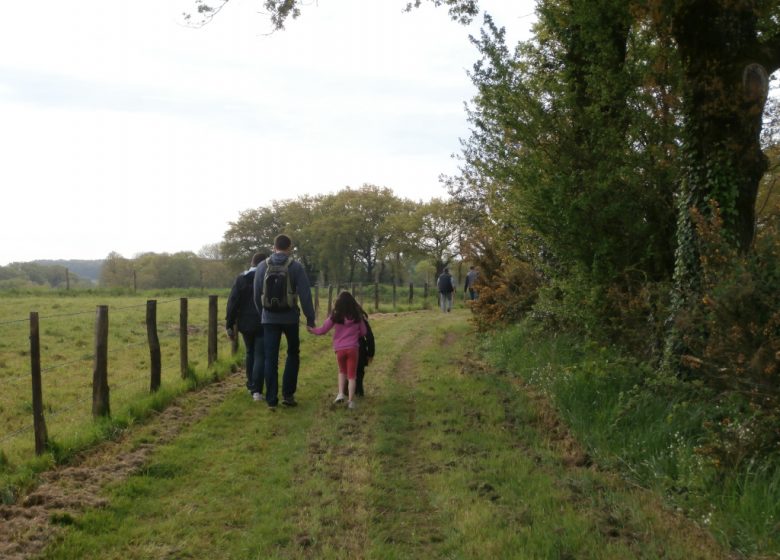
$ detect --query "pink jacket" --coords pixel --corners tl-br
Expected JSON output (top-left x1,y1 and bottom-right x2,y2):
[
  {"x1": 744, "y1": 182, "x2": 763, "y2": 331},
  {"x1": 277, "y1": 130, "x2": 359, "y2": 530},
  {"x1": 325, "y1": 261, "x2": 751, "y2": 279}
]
[{"x1": 310, "y1": 317, "x2": 367, "y2": 351}]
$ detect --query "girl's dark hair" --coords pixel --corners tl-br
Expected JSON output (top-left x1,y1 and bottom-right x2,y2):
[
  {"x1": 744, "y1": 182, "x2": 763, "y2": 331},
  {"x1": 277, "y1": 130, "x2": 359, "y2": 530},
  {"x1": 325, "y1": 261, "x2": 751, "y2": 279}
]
[{"x1": 331, "y1": 291, "x2": 366, "y2": 324}]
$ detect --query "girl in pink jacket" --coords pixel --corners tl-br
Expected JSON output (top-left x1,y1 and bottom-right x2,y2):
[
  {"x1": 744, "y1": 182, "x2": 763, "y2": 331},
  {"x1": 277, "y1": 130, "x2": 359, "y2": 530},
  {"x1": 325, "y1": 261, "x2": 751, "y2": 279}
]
[{"x1": 307, "y1": 291, "x2": 367, "y2": 409}]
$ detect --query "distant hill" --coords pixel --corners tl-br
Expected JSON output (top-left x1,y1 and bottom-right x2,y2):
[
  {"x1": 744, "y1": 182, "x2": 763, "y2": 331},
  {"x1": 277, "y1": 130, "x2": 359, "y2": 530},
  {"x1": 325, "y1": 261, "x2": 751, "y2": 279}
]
[{"x1": 33, "y1": 260, "x2": 103, "y2": 283}]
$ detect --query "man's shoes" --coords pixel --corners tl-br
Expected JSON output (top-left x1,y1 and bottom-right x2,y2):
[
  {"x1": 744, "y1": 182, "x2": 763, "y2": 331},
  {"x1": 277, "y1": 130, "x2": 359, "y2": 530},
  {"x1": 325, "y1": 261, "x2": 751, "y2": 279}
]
[
  {"x1": 282, "y1": 396, "x2": 298, "y2": 407},
  {"x1": 333, "y1": 394, "x2": 346, "y2": 404},
  {"x1": 252, "y1": 392, "x2": 264, "y2": 402}
]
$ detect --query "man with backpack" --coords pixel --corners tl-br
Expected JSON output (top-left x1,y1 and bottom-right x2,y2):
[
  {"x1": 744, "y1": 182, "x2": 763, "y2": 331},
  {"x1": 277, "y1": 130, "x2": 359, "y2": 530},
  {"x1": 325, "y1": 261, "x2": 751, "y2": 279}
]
[
  {"x1": 253, "y1": 234, "x2": 316, "y2": 410},
  {"x1": 226, "y1": 252, "x2": 267, "y2": 401},
  {"x1": 437, "y1": 267, "x2": 455, "y2": 313}
]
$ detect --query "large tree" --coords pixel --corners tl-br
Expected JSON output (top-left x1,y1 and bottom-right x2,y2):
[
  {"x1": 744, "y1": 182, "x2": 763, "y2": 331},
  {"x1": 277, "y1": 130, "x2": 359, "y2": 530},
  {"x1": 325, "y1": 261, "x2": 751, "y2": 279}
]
[
  {"x1": 220, "y1": 206, "x2": 284, "y2": 270},
  {"x1": 414, "y1": 198, "x2": 462, "y2": 275},
  {"x1": 649, "y1": 1, "x2": 780, "y2": 368},
  {"x1": 187, "y1": 0, "x2": 481, "y2": 28}
]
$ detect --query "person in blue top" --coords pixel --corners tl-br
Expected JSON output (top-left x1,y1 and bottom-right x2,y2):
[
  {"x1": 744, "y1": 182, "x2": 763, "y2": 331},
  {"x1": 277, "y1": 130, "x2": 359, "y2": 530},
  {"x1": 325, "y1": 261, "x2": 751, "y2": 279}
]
[
  {"x1": 253, "y1": 234, "x2": 316, "y2": 410},
  {"x1": 225, "y1": 251, "x2": 267, "y2": 401}
]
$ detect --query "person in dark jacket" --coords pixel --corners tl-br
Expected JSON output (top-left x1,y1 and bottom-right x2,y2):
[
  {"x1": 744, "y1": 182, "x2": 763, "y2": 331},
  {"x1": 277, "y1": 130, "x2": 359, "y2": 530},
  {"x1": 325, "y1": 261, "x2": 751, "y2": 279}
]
[
  {"x1": 437, "y1": 268, "x2": 455, "y2": 312},
  {"x1": 226, "y1": 252, "x2": 267, "y2": 401},
  {"x1": 253, "y1": 234, "x2": 316, "y2": 409},
  {"x1": 355, "y1": 316, "x2": 375, "y2": 397}
]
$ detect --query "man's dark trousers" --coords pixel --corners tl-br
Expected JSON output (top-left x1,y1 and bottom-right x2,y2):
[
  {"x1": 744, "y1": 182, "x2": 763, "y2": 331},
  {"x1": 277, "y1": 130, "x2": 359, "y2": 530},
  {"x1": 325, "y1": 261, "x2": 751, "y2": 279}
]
[
  {"x1": 263, "y1": 323, "x2": 300, "y2": 407},
  {"x1": 241, "y1": 330, "x2": 264, "y2": 394}
]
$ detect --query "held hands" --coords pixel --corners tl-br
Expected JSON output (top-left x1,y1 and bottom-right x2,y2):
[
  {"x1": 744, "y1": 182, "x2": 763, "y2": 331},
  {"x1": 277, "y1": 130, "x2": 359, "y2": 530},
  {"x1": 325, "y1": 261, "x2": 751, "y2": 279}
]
[{"x1": 306, "y1": 326, "x2": 315, "y2": 334}]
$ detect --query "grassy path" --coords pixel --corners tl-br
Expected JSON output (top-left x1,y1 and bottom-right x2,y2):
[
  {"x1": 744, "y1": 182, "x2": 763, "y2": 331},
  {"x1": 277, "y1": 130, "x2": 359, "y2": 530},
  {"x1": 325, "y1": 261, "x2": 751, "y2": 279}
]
[{"x1": 27, "y1": 310, "x2": 733, "y2": 559}]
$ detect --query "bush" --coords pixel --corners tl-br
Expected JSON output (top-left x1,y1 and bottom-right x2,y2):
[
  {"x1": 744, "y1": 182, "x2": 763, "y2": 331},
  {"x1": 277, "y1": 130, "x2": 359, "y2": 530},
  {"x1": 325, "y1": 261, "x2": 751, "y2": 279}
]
[
  {"x1": 676, "y1": 205, "x2": 780, "y2": 467},
  {"x1": 468, "y1": 258, "x2": 541, "y2": 331},
  {"x1": 530, "y1": 265, "x2": 670, "y2": 359}
]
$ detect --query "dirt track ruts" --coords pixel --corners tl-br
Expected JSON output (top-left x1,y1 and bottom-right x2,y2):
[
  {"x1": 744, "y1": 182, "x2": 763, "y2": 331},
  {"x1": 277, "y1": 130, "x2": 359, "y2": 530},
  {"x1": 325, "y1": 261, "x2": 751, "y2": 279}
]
[{"x1": 0, "y1": 371, "x2": 243, "y2": 560}]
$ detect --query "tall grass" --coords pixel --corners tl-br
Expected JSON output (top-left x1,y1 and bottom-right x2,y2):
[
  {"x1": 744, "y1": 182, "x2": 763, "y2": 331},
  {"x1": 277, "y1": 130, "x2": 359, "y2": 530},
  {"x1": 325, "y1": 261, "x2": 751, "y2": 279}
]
[{"x1": 481, "y1": 321, "x2": 780, "y2": 555}]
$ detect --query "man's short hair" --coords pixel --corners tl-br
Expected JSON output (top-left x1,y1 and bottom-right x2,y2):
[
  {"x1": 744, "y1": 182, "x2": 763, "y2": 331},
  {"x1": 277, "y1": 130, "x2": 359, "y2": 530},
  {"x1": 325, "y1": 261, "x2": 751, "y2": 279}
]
[
  {"x1": 251, "y1": 252, "x2": 267, "y2": 267},
  {"x1": 274, "y1": 234, "x2": 292, "y2": 251},
  {"x1": 444, "y1": 268, "x2": 450, "y2": 274}
]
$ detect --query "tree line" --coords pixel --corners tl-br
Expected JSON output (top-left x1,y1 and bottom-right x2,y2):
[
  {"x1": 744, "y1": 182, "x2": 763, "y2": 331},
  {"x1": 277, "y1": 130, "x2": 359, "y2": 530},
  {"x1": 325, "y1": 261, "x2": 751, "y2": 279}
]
[
  {"x1": 441, "y1": 1, "x2": 780, "y2": 467},
  {"x1": 219, "y1": 184, "x2": 465, "y2": 286}
]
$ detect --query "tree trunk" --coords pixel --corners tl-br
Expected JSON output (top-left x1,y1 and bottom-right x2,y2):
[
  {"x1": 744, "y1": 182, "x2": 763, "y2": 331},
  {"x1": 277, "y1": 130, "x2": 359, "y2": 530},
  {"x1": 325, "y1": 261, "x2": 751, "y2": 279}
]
[{"x1": 663, "y1": 1, "x2": 770, "y2": 370}]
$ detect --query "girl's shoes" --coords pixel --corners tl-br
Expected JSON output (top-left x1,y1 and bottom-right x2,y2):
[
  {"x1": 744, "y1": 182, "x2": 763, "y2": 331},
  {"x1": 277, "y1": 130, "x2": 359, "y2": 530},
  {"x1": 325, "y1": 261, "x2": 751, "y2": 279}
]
[
  {"x1": 333, "y1": 394, "x2": 345, "y2": 404},
  {"x1": 347, "y1": 400, "x2": 356, "y2": 410}
]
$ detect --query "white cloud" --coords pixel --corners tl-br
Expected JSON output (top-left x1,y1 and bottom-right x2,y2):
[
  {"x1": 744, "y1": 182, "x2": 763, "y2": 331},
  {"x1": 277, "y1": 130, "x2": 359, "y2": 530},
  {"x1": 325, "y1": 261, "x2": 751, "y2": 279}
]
[{"x1": 0, "y1": 0, "x2": 536, "y2": 264}]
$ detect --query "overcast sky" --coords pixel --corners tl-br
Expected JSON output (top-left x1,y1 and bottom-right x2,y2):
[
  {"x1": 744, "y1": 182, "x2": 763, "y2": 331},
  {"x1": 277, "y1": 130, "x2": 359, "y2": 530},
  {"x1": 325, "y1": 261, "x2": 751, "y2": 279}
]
[{"x1": 0, "y1": 0, "x2": 536, "y2": 265}]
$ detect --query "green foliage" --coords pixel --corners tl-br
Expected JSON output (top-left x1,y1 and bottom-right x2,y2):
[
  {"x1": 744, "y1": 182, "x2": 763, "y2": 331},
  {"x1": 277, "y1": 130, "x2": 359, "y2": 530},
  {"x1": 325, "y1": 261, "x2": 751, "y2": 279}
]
[
  {"x1": 221, "y1": 186, "x2": 462, "y2": 286},
  {"x1": 0, "y1": 262, "x2": 91, "y2": 290},
  {"x1": 98, "y1": 251, "x2": 232, "y2": 290},
  {"x1": 672, "y1": 204, "x2": 780, "y2": 468},
  {"x1": 449, "y1": 4, "x2": 681, "y2": 355},
  {"x1": 467, "y1": 257, "x2": 540, "y2": 332}
]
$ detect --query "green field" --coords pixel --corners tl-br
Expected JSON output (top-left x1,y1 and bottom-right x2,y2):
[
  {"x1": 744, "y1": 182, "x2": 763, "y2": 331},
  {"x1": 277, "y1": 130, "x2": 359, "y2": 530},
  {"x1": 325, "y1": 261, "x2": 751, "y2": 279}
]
[
  {"x1": 0, "y1": 308, "x2": 734, "y2": 559},
  {"x1": 0, "y1": 294, "x2": 234, "y2": 479},
  {"x1": 0, "y1": 288, "x2": 457, "y2": 482}
]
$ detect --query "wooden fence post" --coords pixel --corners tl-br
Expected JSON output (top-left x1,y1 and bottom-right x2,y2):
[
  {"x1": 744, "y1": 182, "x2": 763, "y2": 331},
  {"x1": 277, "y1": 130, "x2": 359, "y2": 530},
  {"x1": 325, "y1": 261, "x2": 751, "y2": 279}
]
[
  {"x1": 424, "y1": 282, "x2": 429, "y2": 309},
  {"x1": 92, "y1": 305, "x2": 110, "y2": 418},
  {"x1": 409, "y1": 282, "x2": 414, "y2": 305},
  {"x1": 208, "y1": 295, "x2": 218, "y2": 367},
  {"x1": 327, "y1": 285, "x2": 334, "y2": 317},
  {"x1": 29, "y1": 312, "x2": 48, "y2": 455},
  {"x1": 147, "y1": 300, "x2": 161, "y2": 392},
  {"x1": 392, "y1": 282, "x2": 397, "y2": 311},
  {"x1": 180, "y1": 298, "x2": 189, "y2": 379},
  {"x1": 374, "y1": 282, "x2": 379, "y2": 311}
]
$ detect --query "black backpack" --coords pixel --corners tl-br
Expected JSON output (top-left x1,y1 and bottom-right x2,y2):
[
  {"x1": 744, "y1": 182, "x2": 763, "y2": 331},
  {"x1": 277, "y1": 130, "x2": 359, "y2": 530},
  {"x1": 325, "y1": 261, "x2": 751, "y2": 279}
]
[
  {"x1": 260, "y1": 257, "x2": 297, "y2": 311},
  {"x1": 437, "y1": 273, "x2": 454, "y2": 294}
]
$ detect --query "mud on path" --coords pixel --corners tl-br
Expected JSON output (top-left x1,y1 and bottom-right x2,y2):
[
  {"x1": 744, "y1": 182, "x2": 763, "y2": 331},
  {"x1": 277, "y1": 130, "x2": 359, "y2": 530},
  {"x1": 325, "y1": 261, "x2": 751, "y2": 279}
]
[{"x1": 0, "y1": 370, "x2": 244, "y2": 560}]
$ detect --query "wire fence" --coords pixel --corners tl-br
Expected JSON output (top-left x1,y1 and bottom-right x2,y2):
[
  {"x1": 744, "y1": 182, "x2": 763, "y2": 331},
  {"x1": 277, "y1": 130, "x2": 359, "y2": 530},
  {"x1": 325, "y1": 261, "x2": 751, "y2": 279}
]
[
  {"x1": 0, "y1": 283, "x2": 468, "y2": 466},
  {"x1": 0, "y1": 295, "x2": 221, "y2": 464}
]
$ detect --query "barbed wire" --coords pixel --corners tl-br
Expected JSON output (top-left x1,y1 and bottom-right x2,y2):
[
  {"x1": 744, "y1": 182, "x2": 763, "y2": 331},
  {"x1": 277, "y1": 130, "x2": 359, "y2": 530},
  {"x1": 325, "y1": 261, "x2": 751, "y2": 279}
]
[
  {"x1": 1, "y1": 371, "x2": 34, "y2": 383},
  {"x1": 112, "y1": 302, "x2": 152, "y2": 311},
  {"x1": 1, "y1": 294, "x2": 215, "y2": 325},
  {"x1": 39, "y1": 309, "x2": 99, "y2": 320},
  {"x1": 0, "y1": 317, "x2": 32, "y2": 326},
  {"x1": 0, "y1": 423, "x2": 33, "y2": 444},
  {"x1": 41, "y1": 356, "x2": 93, "y2": 374}
]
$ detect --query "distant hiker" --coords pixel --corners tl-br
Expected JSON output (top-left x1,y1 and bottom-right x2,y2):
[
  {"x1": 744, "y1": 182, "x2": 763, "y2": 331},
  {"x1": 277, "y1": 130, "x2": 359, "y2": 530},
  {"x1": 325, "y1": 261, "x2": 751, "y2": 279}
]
[
  {"x1": 356, "y1": 315, "x2": 375, "y2": 397},
  {"x1": 437, "y1": 267, "x2": 455, "y2": 312},
  {"x1": 464, "y1": 265, "x2": 479, "y2": 301},
  {"x1": 253, "y1": 234, "x2": 316, "y2": 410},
  {"x1": 226, "y1": 251, "x2": 267, "y2": 401},
  {"x1": 307, "y1": 291, "x2": 367, "y2": 410}
]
